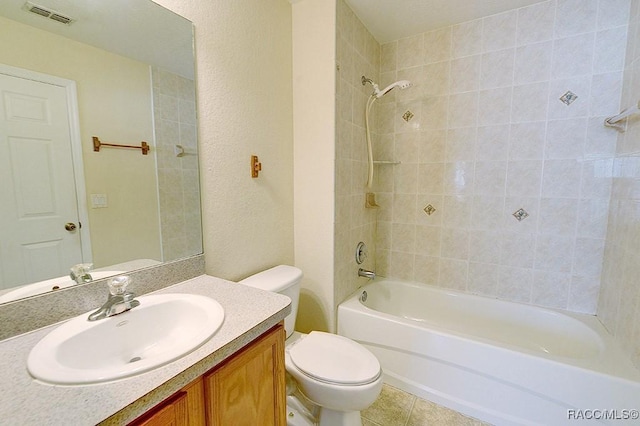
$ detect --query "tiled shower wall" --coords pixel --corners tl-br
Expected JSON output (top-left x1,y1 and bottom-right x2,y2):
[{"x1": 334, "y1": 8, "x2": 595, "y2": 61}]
[
  {"x1": 599, "y1": 0, "x2": 640, "y2": 368},
  {"x1": 334, "y1": 0, "x2": 380, "y2": 307},
  {"x1": 152, "y1": 67, "x2": 203, "y2": 262},
  {"x1": 373, "y1": 0, "x2": 629, "y2": 313}
]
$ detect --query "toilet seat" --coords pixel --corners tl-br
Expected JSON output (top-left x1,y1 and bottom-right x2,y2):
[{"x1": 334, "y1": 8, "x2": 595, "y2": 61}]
[{"x1": 289, "y1": 331, "x2": 381, "y2": 385}]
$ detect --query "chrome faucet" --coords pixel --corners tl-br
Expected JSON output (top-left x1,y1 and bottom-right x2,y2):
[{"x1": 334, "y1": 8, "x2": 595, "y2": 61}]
[
  {"x1": 358, "y1": 268, "x2": 376, "y2": 279},
  {"x1": 88, "y1": 276, "x2": 140, "y2": 321},
  {"x1": 70, "y1": 263, "x2": 93, "y2": 284}
]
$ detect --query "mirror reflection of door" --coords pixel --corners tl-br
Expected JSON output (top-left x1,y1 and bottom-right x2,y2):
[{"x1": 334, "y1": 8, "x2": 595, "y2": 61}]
[{"x1": 0, "y1": 67, "x2": 88, "y2": 290}]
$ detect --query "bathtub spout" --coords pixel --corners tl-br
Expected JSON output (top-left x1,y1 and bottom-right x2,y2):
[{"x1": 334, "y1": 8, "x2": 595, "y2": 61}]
[{"x1": 358, "y1": 268, "x2": 376, "y2": 280}]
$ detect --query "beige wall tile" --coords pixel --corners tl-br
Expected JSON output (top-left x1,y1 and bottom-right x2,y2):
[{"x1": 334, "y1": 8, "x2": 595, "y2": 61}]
[
  {"x1": 340, "y1": 0, "x2": 631, "y2": 346},
  {"x1": 517, "y1": 1, "x2": 556, "y2": 46},
  {"x1": 483, "y1": 10, "x2": 517, "y2": 52}
]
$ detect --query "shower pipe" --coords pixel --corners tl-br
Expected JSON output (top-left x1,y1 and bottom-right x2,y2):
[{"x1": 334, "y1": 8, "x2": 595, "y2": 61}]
[{"x1": 361, "y1": 76, "x2": 412, "y2": 203}]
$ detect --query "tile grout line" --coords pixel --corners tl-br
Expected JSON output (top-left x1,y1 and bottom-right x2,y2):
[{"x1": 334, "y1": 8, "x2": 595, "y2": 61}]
[{"x1": 403, "y1": 395, "x2": 418, "y2": 426}]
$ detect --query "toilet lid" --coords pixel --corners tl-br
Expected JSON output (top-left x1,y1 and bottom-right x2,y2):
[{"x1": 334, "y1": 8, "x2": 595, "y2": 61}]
[{"x1": 289, "y1": 331, "x2": 381, "y2": 385}]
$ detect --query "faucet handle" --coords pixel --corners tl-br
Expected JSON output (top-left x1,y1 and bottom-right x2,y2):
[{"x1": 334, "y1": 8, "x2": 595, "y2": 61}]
[
  {"x1": 108, "y1": 276, "x2": 131, "y2": 296},
  {"x1": 70, "y1": 263, "x2": 93, "y2": 276}
]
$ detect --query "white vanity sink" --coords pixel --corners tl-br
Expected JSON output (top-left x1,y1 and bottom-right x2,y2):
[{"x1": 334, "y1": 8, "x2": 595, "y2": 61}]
[
  {"x1": 27, "y1": 293, "x2": 224, "y2": 385},
  {"x1": 0, "y1": 270, "x2": 125, "y2": 303}
]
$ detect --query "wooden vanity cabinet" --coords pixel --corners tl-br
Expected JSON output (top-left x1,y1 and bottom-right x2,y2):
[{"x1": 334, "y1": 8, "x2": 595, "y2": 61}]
[
  {"x1": 129, "y1": 378, "x2": 205, "y2": 426},
  {"x1": 204, "y1": 323, "x2": 286, "y2": 425},
  {"x1": 129, "y1": 324, "x2": 286, "y2": 426}
]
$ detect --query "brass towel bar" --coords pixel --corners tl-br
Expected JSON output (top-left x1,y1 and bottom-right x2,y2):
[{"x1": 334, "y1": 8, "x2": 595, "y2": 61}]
[{"x1": 92, "y1": 136, "x2": 149, "y2": 155}]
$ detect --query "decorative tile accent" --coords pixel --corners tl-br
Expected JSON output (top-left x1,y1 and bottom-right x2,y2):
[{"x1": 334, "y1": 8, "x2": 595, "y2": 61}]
[
  {"x1": 423, "y1": 204, "x2": 436, "y2": 216},
  {"x1": 402, "y1": 110, "x2": 414, "y2": 122},
  {"x1": 559, "y1": 90, "x2": 578, "y2": 105},
  {"x1": 512, "y1": 208, "x2": 529, "y2": 221}
]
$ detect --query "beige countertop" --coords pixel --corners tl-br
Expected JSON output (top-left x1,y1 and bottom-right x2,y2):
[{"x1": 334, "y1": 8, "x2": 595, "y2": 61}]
[{"x1": 0, "y1": 274, "x2": 291, "y2": 425}]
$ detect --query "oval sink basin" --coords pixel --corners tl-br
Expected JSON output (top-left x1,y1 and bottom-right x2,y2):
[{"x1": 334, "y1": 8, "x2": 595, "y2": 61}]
[{"x1": 27, "y1": 293, "x2": 224, "y2": 385}]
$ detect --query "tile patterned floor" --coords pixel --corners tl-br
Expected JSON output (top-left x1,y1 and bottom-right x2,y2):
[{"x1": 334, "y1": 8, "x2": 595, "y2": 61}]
[{"x1": 362, "y1": 384, "x2": 489, "y2": 426}]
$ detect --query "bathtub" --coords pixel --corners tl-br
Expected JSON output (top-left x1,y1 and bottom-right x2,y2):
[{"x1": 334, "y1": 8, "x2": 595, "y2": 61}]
[{"x1": 337, "y1": 279, "x2": 640, "y2": 426}]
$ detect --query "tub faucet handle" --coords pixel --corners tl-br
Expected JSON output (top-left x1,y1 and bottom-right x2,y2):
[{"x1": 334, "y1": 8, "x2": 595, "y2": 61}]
[{"x1": 358, "y1": 268, "x2": 376, "y2": 280}]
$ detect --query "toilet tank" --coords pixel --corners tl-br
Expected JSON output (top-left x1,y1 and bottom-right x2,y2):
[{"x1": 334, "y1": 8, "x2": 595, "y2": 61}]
[{"x1": 238, "y1": 265, "x2": 302, "y2": 338}]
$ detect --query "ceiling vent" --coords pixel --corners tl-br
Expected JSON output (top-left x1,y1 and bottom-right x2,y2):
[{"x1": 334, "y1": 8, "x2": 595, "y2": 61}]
[{"x1": 23, "y1": 2, "x2": 75, "y2": 25}]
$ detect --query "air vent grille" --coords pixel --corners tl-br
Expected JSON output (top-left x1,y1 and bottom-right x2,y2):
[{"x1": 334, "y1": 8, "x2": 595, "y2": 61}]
[
  {"x1": 49, "y1": 13, "x2": 72, "y2": 24},
  {"x1": 23, "y1": 2, "x2": 75, "y2": 25},
  {"x1": 28, "y1": 5, "x2": 49, "y2": 17}
]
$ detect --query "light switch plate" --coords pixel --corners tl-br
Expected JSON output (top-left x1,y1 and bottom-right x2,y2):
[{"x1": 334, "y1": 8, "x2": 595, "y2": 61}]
[{"x1": 91, "y1": 194, "x2": 108, "y2": 208}]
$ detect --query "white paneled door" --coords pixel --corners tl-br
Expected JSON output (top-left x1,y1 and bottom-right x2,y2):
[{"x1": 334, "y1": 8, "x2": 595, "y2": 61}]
[{"x1": 0, "y1": 71, "x2": 84, "y2": 290}]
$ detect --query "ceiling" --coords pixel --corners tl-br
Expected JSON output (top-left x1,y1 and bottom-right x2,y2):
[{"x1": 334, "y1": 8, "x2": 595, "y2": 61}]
[
  {"x1": 0, "y1": 0, "x2": 194, "y2": 78},
  {"x1": 344, "y1": 0, "x2": 547, "y2": 43}
]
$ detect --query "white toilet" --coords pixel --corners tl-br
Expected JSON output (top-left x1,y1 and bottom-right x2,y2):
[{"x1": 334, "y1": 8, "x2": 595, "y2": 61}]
[{"x1": 238, "y1": 265, "x2": 383, "y2": 426}]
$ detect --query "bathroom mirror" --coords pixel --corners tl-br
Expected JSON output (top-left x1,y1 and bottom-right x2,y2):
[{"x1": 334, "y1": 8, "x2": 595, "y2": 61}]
[{"x1": 0, "y1": 0, "x2": 202, "y2": 303}]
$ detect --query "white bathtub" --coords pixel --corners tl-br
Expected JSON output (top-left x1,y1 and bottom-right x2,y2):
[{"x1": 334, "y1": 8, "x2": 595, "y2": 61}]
[{"x1": 337, "y1": 279, "x2": 640, "y2": 426}]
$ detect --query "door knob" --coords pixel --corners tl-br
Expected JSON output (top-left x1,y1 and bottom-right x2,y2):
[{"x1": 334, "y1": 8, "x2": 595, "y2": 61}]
[{"x1": 65, "y1": 222, "x2": 77, "y2": 231}]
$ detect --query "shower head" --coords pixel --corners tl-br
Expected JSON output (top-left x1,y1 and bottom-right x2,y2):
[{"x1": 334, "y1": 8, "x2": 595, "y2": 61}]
[
  {"x1": 361, "y1": 76, "x2": 412, "y2": 98},
  {"x1": 375, "y1": 80, "x2": 412, "y2": 98}
]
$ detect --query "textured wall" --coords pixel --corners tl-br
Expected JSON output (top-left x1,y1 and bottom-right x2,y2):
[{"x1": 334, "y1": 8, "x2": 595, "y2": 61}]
[
  {"x1": 154, "y1": 0, "x2": 294, "y2": 280},
  {"x1": 374, "y1": 0, "x2": 628, "y2": 314},
  {"x1": 292, "y1": 0, "x2": 337, "y2": 333},
  {"x1": 599, "y1": 0, "x2": 640, "y2": 369}
]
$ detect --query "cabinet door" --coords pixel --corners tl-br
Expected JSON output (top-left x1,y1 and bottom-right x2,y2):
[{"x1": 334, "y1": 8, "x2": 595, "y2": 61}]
[
  {"x1": 204, "y1": 324, "x2": 286, "y2": 426},
  {"x1": 129, "y1": 392, "x2": 188, "y2": 426},
  {"x1": 129, "y1": 377, "x2": 205, "y2": 426}
]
